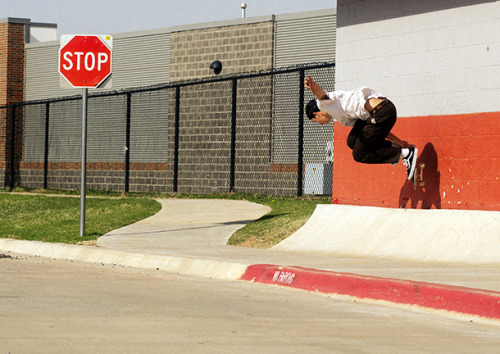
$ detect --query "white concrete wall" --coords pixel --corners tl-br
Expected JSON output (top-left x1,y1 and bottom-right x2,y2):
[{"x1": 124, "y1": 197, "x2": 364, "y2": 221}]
[{"x1": 335, "y1": 0, "x2": 500, "y2": 117}]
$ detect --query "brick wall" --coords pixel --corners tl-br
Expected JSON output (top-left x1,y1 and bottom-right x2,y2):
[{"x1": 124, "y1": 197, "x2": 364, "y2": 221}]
[
  {"x1": 0, "y1": 20, "x2": 25, "y2": 187},
  {"x1": 164, "y1": 76, "x2": 299, "y2": 195},
  {"x1": 170, "y1": 21, "x2": 274, "y2": 81},
  {"x1": 1, "y1": 22, "x2": 10, "y2": 182},
  {"x1": 0, "y1": 21, "x2": 25, "y2": 105},
  {"x1": 0, "y1": 22, "x2": 10, "y2": 107},
  {"x1": 234, "y1": 77, "x2": 299, "y2": 195},
  {"x1": 166, "y1": 20, "x2": 299, "y2": 195},
  {"x1": 19, "y1": 161, "x2": 169, "y2": 193}
]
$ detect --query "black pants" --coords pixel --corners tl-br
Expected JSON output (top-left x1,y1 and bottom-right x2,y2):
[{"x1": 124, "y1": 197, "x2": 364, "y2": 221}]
[{"x1": 346, "y1": 99, "x2": 401, "y2": 164}]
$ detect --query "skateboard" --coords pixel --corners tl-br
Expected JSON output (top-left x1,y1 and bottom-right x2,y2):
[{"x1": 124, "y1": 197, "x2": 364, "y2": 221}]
[{"x1": 413, "y1": 162, "x2": 425, "y2": 190}]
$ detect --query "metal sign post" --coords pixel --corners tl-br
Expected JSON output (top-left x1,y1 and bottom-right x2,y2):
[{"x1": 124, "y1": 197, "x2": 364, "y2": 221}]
[
  {"x1": 80, "y1": 88, "x2": 88, "y2": 236},
  {"x1": 58, "y1": 34, "x2": 112, "y2": 237}
]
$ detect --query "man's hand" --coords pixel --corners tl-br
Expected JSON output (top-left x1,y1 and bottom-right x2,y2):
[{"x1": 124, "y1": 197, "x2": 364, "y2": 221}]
[
  {"x1": 400, "y1": 141, "x2": 416, "y2": 148},
  {"x1": 304, "y1": 75, "x2": 327, "y2": 100},
  {"x1": 386, "y1": 132, "x2": 415, "y2": 148},
  {"x1": 304, "y1": 75, "x2": 316, "y2": 90}
]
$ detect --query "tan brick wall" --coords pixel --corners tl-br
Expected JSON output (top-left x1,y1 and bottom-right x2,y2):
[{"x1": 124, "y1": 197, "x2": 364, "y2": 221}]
[
  {"x1": 167, "y1": 21, "x2": 282, "y2": 194},
  {"x1": 170, "y1": 21, "x2": 274, "y2": 81}
]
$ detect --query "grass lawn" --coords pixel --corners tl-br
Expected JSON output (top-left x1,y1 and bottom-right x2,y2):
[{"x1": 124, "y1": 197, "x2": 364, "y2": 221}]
[
  {"x1": 0, "y1": 193, "x2": 161, "y2": 244},
  {"x1": 0, "y1": 190, "x2": 330, "y2": 248},
  {"x1": 225, "y1": 195, "x2": 330, "y2": 248}
]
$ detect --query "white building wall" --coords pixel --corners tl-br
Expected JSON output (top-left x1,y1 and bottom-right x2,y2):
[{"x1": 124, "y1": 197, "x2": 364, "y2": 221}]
[{"x1": 335, "y1": 0, "x2": 500, "y2": 117}]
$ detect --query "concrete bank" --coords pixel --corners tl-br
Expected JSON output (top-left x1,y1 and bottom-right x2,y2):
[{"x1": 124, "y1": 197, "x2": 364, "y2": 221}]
[{"x1": 273, "y1": 204, "x2": 500, "y2": 264}]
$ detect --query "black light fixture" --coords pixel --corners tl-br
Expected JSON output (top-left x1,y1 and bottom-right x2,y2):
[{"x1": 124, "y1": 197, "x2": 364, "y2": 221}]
[{"x1": 209, "y1": 60, "x2": 222, "y2": 75}]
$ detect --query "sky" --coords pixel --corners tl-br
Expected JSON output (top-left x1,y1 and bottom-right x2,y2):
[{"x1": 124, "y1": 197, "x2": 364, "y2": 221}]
[{"x1": 1, "y1": 0, "x2": 336, "y2": 38}]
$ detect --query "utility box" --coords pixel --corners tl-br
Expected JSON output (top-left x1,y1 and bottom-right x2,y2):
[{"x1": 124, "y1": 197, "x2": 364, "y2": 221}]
[{"x1": 304, "y1": 163, "x2": 333, "y2": 195}]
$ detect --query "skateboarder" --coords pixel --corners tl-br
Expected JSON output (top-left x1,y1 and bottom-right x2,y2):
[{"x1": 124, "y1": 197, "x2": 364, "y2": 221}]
[{"x1": 304, "y1": 75, "x2": 418, "y2": 179}]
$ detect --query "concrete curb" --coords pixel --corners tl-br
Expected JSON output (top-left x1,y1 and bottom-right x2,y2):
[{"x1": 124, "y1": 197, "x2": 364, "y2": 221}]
[
  {"x1": 240, "y1": 264, "x2": 500, "y2": 320},
  {"x1": 2, "y1": 238, "x2": 500, "y2": 320},
  {"x1": 0, "y1": 239, "x2": 249, "y2": 280}
]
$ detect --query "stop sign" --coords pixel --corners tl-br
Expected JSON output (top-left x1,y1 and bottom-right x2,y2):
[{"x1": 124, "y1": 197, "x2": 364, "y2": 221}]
[{"x1": 59, "y1": 35, "x2": 112, "y2": 88}]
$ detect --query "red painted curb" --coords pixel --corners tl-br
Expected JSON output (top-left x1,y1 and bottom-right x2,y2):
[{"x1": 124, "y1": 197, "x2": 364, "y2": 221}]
[{"x1": 240, "y1": 264, "x2": 500, "y2": 319}]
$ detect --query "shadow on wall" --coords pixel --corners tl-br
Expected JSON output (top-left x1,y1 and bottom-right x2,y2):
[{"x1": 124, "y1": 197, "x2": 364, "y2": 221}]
[{"x1": 399, "y1": 143, "x2": 441, "y2": 209}]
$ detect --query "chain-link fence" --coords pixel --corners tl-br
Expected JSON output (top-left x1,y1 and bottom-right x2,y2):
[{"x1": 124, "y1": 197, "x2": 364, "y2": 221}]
[{"x1": 2, "y1": 63, "x2": 335, "y2": 196}]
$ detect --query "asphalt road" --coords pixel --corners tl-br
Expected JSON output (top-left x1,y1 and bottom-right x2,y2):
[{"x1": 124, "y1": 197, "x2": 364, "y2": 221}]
[{"x1": 2, "y1": 253, "x2": 500, "y2": 353}]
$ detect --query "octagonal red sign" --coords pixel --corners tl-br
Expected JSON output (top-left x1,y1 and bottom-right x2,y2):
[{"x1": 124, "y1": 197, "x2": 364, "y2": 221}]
[{"x1": 59, "y1": 35, "x2": 113, "y2": 88}]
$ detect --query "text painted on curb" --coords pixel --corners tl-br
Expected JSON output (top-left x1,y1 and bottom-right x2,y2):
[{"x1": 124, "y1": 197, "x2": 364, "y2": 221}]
[{"x1": 272, "y1": 270, "x2": 296, "y2": 285}]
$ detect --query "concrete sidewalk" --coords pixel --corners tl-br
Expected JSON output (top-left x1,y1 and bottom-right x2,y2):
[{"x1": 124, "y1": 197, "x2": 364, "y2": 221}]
[{"x1": 1, "y1": 198, "x2": 500, "y2": 320}]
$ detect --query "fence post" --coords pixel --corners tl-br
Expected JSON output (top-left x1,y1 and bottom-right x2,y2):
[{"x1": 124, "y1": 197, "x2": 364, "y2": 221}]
[
  {"x1": 230, "y1": 78, "x2": 237, "y2": 192},
  {"x1": 297, "y1": 69, "x2": 305, "y2": 197},
  {"x1": 173, "y1": 86, "x2": 180, "y2": 192},
  {"x1": 9, "y1": 104, "x2": 16, "y2": 190},
  {"x1": 124, "y1": 92, "x2": 131, "y2": 193},
  {"x1": 43, "y1": 102, "x2": 50, "y2": 189}
]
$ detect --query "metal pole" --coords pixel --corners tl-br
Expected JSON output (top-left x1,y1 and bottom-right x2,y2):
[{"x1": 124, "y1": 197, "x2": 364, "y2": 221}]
[
  {"x1": 43, "y1": 102, "x2": 50, "y2": 189},
  {"x1": 80, "y1": 88, "x2": 88, "y2": 237},
  {"x1": 241, "y1": 3, "x2": 247, "y2": 18},
  {"x1": 297, "y1": 69, "x2": 305, "y2": 197},
  {"x1": 173, "y1": 86, "x2": 180, "y2": 192},
  {"x1": 9, "y1": 104, "x2": 16, "y2": 190},
  {"x1": 124, "y1": 92, "x2": 131, "y2": 193},
  {"x1": 230, "y1": 78, "x2": 237, "y2": 192}
]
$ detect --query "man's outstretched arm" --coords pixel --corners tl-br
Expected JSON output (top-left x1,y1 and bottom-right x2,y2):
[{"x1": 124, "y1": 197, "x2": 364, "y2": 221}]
[{"x1": 304, "y1": 75, "x2": 330, "y2": 100}]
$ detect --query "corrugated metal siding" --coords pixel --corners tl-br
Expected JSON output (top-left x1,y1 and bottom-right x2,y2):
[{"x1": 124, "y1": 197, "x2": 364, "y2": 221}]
[
  {"x1": 274, "y1": 10, "x2": 336, "y2": 68},
  {"x1": 25, "y1": 43, "x2": 73, "y2": 100},
  {"x1": 112, "y1": 32, "x2": 170, "y2": 89},
  {"x1": 272, "y1": 10, "x2": 336, "y2": 165},
  {"x1": 25, "y1": 32, "x2": 171, "y2": 101}
]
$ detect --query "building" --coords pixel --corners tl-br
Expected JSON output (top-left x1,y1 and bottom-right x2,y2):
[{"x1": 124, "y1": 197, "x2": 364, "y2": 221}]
[
  {"x1": 332, "y1": 0, "x2": 499, "y2": 211},
  {"x1": 0, "y1": 10, "x2": 336, "y2": 196}
]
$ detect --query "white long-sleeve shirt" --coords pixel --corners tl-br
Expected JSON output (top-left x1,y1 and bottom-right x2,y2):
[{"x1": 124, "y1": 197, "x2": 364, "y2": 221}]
[{"x1": 317, "y1": 87, "x2": 385, "y2": 127}]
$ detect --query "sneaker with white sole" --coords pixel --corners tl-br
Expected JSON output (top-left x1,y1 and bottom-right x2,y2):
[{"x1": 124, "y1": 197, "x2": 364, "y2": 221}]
[{"x1": 402, "y1": 147, "x2": 418, "y2": 180}]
